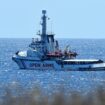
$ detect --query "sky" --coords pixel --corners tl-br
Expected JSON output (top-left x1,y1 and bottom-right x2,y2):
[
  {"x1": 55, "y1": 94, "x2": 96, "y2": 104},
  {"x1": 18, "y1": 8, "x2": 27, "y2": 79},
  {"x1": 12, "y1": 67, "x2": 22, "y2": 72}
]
[{"x1": 0, "y1": 0, "x2": 105, "y2": 38}]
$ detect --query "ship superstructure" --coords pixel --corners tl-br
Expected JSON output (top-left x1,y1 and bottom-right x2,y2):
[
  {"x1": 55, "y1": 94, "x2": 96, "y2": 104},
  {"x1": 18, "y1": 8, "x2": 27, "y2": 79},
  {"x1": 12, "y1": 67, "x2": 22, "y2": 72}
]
[
  {"x1": 28, "y1": 10, "x2": 77, "y2": 60},
  {"x1": 12, "y1": 10, "x2": 105, "y2": 70}
]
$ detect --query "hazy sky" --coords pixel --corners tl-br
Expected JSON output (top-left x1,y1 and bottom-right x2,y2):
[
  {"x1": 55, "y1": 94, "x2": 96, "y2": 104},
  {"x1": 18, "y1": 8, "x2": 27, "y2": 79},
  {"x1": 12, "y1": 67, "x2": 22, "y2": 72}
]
[{"x1": 0, "y1": 0, "x2": 105, "y2": 38}]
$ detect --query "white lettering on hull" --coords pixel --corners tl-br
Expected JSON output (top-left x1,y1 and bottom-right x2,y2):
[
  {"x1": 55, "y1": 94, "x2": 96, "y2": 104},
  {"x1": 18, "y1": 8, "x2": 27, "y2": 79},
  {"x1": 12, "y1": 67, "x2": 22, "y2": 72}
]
[{"x1": 29, "y1": 63, "x2": 54, "y2": 68}]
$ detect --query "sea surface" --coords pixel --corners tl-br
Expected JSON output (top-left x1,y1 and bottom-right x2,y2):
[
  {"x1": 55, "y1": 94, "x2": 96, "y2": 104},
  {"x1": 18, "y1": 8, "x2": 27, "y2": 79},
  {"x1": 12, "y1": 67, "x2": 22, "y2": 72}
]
[{"x1": 0, "y1": 38, "x2": 105, "y2": 95}]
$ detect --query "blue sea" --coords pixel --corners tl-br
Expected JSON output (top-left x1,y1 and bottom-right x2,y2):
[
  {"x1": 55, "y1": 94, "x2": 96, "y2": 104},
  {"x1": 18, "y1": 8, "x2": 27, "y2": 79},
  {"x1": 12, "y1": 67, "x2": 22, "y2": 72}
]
[{"x1": 0, "y1": 38, "x2": 105, "y2": 95}]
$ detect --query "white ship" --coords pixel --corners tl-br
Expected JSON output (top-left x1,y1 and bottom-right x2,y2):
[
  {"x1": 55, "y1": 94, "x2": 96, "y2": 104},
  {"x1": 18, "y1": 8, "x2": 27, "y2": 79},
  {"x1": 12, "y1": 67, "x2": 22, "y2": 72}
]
[{"x1": 12, "y1": 10, "x2": 105, "y2": 71}]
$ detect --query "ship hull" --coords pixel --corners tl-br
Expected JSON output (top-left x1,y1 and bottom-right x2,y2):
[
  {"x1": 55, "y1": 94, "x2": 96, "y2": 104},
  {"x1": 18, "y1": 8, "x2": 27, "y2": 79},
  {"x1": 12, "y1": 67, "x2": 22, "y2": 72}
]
[{"x1": 12, "y1": 56, "x2": 105, "y2": 71}]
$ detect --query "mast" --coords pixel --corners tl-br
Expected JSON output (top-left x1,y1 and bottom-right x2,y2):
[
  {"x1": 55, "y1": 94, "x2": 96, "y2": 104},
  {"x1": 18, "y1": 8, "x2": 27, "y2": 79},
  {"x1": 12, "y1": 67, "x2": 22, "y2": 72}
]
[{"x1": 41, "y1": 10, "x2": 47, "y2": 42}]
